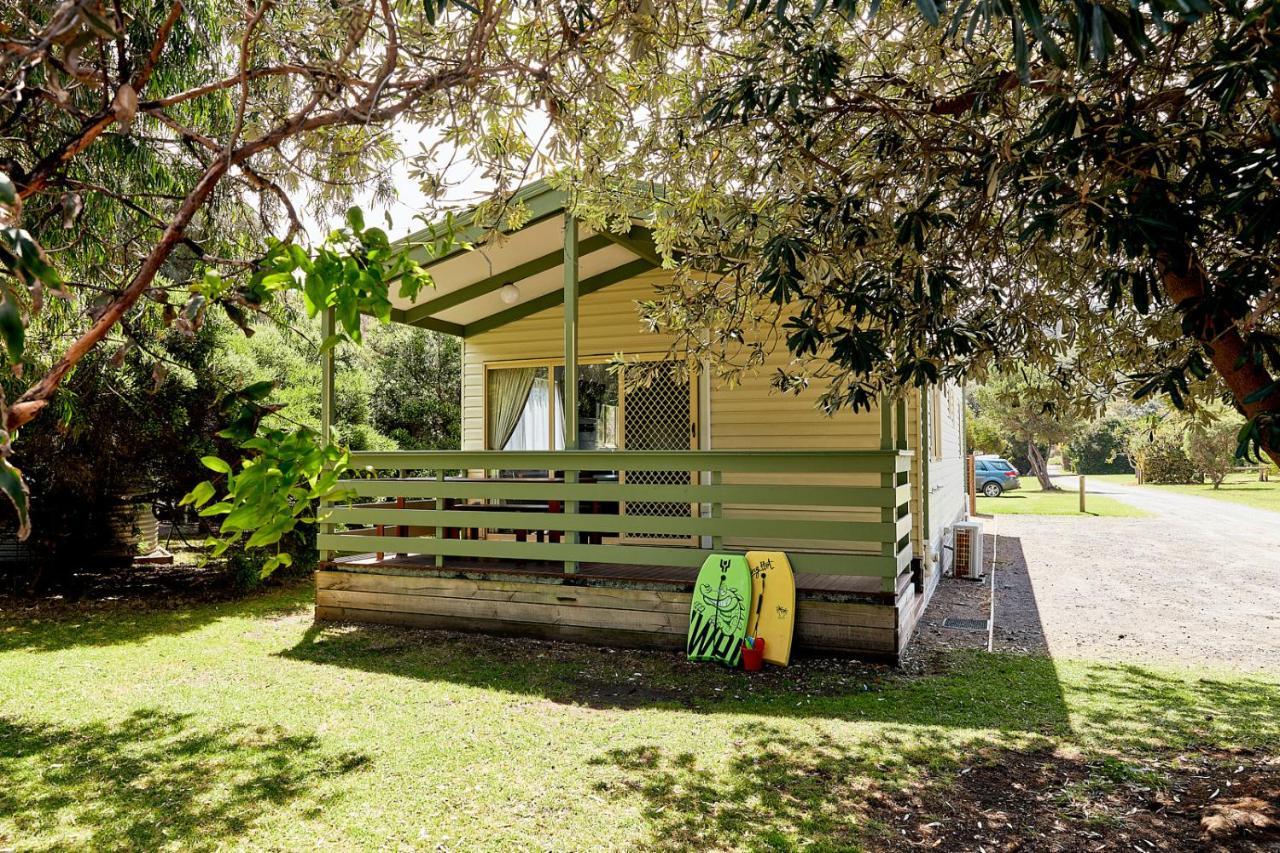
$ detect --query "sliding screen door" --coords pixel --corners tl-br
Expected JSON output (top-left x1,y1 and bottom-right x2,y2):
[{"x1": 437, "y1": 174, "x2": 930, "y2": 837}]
[{"x1": 620, "y1": 361, "x2": 696, "y2": 545}]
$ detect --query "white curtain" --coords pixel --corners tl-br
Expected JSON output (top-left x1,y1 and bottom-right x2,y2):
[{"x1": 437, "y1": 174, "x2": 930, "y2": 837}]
[
  {"x1": 553, "y1": 380, "x2": 565, "y2": 450},
  {"x1": 504, "y1": 377, "x2": 550, "y2": 451}
]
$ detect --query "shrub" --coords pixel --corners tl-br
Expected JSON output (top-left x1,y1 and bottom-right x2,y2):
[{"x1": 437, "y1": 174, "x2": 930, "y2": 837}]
[
  {"x1": 1064, "y1": 418, "x2": 1135, "y2": 474},
  {"x1": 1128, "y1": 421, "x2": 1200, "y2": 484},
  {"x1": 226, "y1": 523, "x2": 317, "y2": 591},
  {"x1": 1182, "y1": 409, "x2": 1245, "y2": 488}
]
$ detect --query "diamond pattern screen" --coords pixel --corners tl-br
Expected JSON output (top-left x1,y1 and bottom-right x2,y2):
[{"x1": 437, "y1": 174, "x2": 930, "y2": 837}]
[{"x1": 622, "y1": 362, "x2": 693, "y2": 541}]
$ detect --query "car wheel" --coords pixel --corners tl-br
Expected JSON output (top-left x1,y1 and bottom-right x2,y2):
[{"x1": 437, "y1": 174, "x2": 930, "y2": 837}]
[{"x1": 982, "y1": 481, "x2": 1003, "y2": 497}]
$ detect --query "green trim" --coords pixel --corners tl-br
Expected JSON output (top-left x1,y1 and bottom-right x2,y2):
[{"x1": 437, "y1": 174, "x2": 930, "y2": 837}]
[
  {"x1": 599, "y1": 226, "x2": 662, "y2": 266},
  {"x1": 348, "y1": 448, "x2": 913, "y2": 474},
  {"x1": 399, "y1": 180, "x2": 568, "y2": 269},
  {"x1": 339, "y1": 478, "x2": 901, "y2": 507},
  {"x1": 461, "y1": 258, "x2": 656, "y2": 337},
  {"x1": 388, "y1": 308, "x2": 466, "y2": 337},
  {"x1": 401, "y1": 234, "x2": 614, "y2": 325},
  {"x1": 324, "y1": 506, "x2": 894, "y2": 542},
  {"x1": 318, "y1": 533, "x2": 901, "y2": 577}
]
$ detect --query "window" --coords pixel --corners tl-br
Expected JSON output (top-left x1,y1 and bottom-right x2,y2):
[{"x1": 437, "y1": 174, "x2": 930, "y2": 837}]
[
  {"x1": 487, "y1": 358, "x2": 670, "y2": 452},
  {"x1": 554, "y1": 363, "x2": 620, "y2": 451},
  {"x1": 486, "y1": 356, "x2": 691, "y2": 452}
]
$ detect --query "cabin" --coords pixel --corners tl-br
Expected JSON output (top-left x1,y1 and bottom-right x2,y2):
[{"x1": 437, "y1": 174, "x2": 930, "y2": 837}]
[{"x1": 314, "y1": 181, "x2": 969, "y2": 662}]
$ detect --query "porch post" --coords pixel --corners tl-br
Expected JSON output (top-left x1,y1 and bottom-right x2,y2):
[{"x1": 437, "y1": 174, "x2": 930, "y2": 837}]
[
  {"x1": 563, "y1": 213, "x2": 579, "y2": 573},
  {"x1": 919, "y1": 387, "x2": 931, "y2": 560},
  {"x1": 879, "y1": 396, "x2": 894, "y2": 450},
  {"x1": 320, "y1": 306, "x2": 336, "y2": 438},
  {"x1": 563, "y1": 213, "x2": 579, "y2": 446},
  {"x1": 319, "y1": 306, "x2": 336, "y2": 563}
]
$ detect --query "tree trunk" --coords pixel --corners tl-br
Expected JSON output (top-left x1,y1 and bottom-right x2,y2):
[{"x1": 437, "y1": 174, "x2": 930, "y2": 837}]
[
  {"x1": 1156, "y1": 248, "x2": 1280, "y2": 469},
  {"x1": 1026, "y1": 439, "x2": 1057, "y2": 491}
]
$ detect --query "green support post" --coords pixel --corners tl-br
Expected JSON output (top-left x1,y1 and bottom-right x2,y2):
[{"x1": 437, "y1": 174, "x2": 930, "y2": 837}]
[
  {"x1": 710, "y1": 469, "x2": 723, "y2": 551},
  {"x1": 919, "y1": 388, "x2": 931, "y2": 561},
  {"x1": 435, "y1": 469, "x2": 445, "y2": 568},
  {"x1": 320, "y1": 307, "x2": 336, "y2": 439},
  {"x1": 879, "y1": 396, "x2": 894, "y2": 450},
  {"x1": 319, "y1": 307, "x2": 336, "y2": 563},
  {"x1": 563, "y1": 214, "x2": 579, "y2": 574}
]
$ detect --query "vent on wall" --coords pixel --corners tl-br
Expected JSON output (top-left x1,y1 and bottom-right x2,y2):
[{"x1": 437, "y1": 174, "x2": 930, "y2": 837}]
[{"x1": 952, "y1": 521, "x2": 984, "y2": 579}]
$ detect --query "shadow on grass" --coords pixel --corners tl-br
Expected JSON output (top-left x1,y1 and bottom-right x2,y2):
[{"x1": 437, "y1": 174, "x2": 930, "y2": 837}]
[
  {"x1": 283, "y1": 620, "x2": 1278, "y2": 747},
  {"x1": 588, "y1": 724, "x2": 1280, "y2": 852},
  {"x1": 0, "y1": 709, "x2": 368, "y2": 851},
  {"x1": 283, "y1": 620, "x2": 1071, "y2": 728},
  {"x1": 0, "y1": 583, "x2": 312, "y2": 655},
  {"x1": 587, "y1": 724, "x2": 982, "y2": 851}
]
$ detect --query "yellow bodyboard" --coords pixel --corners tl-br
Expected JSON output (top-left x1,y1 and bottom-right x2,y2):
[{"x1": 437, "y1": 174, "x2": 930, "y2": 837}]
[{"x1": 745, "y1": 551, "x2": 796, "y2": 666}]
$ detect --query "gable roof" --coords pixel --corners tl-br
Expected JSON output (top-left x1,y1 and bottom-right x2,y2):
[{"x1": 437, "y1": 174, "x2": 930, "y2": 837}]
[{"x1": 388, "y1": 180, "x2": 663, "y2": 337}]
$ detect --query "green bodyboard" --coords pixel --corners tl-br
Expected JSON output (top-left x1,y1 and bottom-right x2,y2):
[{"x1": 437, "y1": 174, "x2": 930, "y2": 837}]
[{"x1": 686, "y1": 554, "x2": 752, "y2": 666}]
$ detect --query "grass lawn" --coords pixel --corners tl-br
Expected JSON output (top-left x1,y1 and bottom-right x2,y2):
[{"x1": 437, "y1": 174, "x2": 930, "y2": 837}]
[
  {"x1": 1094, "y1": 471, "x2": 1280, "y2": 514},
  {"x1": 976, "y1": 477, "x2": 1149, "y2": 518},
  {"x1": 2, "y1": 582, "x2": 1277, "y2": 850}
]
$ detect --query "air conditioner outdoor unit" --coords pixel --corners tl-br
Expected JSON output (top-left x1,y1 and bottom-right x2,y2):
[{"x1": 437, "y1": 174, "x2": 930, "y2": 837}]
[{"x1": 951, "y1": 521, "x2": 984, "y2": 579}]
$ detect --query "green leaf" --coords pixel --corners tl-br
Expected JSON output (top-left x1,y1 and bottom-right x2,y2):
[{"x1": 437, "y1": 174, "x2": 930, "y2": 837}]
[
  {"x1": 0, "y1": 173, "x2": 15, "y2": 206},
  {"x1": 915, "y1": 0, "x2": 940, "y2": 26},
  {"x1": 198, "y1": 500, "x2": 233, "y2": 517},
  {"x1": 345, "y1": 206, "x2": 365, "y2": 232},
  {"x1": 0, "y1": 457, "x2": 30, "y2": 540},
  {"x1": 180, "y1": 480, "x2": 216, "y2": 508},
  {"x1": 201, "y1": 455, "x2": 233, "y2": 474},
  {"x1": 0, "y1": 296, "x2": 24, "y2": 362},
  {"x1": 239, "y1": 380, "x2": 275, "y2": 402}
]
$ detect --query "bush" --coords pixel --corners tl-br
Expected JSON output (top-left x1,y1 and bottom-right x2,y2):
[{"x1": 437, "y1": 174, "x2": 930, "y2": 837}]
[
  {"x1": 226, "y1": 522, "x2": 317, "y2": 591},
  {"x1": 1183, "y1": 409, "x2": 1245, "y2": 488},
  {"x1": 1128, "y1": 422, "x2": 1200, "y2": 484},
  {"x1": 1064, "y1": 418, "x2": 1135, "y2": 474},
  {"x1": 2, "y1": 323, "x2": 227, "y2": 580}
]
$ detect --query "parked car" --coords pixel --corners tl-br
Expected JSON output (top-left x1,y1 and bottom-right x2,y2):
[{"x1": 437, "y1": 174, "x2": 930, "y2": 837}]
[{"x1": 975, "y1": 456, "x2": 1021, "y2": 497}]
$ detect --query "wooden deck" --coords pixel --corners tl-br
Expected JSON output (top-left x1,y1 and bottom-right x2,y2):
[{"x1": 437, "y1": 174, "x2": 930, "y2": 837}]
[{"x1": 316, "y1": 554, "x2": 927, "y2": 661}]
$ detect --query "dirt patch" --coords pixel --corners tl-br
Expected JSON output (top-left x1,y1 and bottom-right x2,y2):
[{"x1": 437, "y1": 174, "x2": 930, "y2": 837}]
[{"x1": 868, "y1": 747, "x2": 1280, "y2": 852}]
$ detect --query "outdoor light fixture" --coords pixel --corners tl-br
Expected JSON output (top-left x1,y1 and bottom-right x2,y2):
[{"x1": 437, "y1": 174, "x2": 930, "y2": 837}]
[{"x1": 499, "y1": 282, "x2": 520, "y2": 304}]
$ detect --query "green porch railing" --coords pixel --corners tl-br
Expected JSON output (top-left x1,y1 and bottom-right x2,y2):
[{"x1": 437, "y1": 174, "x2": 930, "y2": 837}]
[{"x1": 318, "y1": 450, "x2": 913, "y2": 587}]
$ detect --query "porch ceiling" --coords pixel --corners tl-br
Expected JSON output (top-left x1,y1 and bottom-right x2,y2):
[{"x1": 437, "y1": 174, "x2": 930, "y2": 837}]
[{"x1": 387, "y1": 181, "x2": 662, "y2": 337}]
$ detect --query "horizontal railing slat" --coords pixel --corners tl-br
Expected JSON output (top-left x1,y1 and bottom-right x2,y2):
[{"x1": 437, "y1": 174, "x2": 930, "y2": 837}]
[
  {"x1": 349, "y1": 449, "x2": 912, "y2": 474},
  {"x1": 336, "y1": 478, "x2": 896, "y2": 508},
  {"x1": 323, "y1": 447, "x2": 915, "y2": 580},
  {"x1": 318, "y1": 533, "x2": 901, "y2": 577},
  {"x1": 323, "y1": 506, "x2": 893, "y2": 542}
]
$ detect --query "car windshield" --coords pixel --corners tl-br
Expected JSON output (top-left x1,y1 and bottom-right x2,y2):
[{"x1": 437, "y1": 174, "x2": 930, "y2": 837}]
[{"x1": 985, "y1": 460, "x2": 1015, "y2": 471}]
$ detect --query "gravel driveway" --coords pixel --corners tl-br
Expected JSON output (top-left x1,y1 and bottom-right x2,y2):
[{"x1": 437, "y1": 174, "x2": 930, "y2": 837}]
[{"x1": 916, "y1": 476, "x2": 1280, "y2": 674}]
